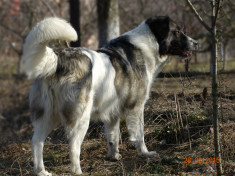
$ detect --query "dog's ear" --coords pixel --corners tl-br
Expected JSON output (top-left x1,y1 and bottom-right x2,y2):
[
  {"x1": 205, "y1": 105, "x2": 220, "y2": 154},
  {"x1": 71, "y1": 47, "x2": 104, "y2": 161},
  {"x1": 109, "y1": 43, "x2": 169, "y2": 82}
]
[{"x1": 146, "y1": 16, "x2": 170, "y2": 44}]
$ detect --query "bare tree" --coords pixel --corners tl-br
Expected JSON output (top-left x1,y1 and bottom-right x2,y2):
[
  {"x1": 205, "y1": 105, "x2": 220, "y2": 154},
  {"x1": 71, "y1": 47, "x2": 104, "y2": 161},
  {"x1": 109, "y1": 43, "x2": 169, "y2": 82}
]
[
  {"x1": 97, "y1": 0, "x2": 120, "y2": 48},
  {"x1": 185, "y1": 0, "x2": 223, "y2": 175},
  {"x1": 219, "y1": 0, "x2": 235, "y2": 70},
  {"x1": 69, "y1": 0, "x2": 81, "y2": 47}
]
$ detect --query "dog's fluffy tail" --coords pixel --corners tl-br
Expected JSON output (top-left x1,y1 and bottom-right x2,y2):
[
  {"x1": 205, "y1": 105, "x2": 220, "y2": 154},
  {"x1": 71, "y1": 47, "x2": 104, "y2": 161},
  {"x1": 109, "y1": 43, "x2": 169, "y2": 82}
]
[{"x1": 22, "y1": 17, "x2": 77, "y2": 79}]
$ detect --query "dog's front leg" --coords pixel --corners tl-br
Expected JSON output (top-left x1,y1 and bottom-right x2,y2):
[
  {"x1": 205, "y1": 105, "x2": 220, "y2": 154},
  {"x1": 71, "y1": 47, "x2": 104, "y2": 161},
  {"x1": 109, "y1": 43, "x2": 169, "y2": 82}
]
[
  {"x1": 126, "y1": 108, "x2": 156, "y2": 157},
  {"x1": 104, "y1": 117, "x2": 122, "y2": 161}
]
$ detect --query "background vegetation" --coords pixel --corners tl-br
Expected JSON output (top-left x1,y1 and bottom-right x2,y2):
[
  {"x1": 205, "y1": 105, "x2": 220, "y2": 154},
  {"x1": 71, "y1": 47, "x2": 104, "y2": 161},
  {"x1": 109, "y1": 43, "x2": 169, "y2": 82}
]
[{"x1": 0, "y1": 0, "x2": 234, "y2": 175}]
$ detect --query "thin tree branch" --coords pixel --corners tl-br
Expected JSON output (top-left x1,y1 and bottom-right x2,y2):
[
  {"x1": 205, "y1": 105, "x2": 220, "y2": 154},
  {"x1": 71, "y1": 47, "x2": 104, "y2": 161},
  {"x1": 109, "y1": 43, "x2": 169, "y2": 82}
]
[
  {"x1": 40, "y1": 0, "x2": 56, "y2": 17},
  {"x1": 0, "y1": 23, "x2": 23, "y2": 38},
  {"x1": 185, "y1": 0, "x2": 212, "y2": 32},
  {"x1": 212, "y1": 0, "x2": 222, "y2": 28},
  {"x1": 214, "y1": 0, "x2": 222, "y2": 22},
  {"x1": 9, "y1": 42, "x2": 22, "y2": 55}
]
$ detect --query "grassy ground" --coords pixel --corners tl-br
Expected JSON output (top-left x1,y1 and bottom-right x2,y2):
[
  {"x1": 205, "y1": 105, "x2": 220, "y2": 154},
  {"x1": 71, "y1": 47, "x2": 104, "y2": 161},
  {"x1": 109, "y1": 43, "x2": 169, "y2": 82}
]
[{"x1": 0, "y1": 57, "x2": 234, "y2": 175}]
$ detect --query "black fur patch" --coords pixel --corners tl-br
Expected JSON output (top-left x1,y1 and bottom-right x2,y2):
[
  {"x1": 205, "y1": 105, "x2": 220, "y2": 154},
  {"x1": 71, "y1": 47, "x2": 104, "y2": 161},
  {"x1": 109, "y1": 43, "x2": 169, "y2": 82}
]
[
  {"x1": 145, "y1": 16, "x2": 170, "y2": 44},
  {"x1": 146, "y1": 16, "x2": 172, "y2": 56},
  {"x1": 168, "y1": 32, "x2": 189, "y2": 56},
  {"x1": 102, "y1": 35, "x2": 146, "y2": 77},
  {"x1": 146, "y1": 16, "x2": 192, "y2": 57}
]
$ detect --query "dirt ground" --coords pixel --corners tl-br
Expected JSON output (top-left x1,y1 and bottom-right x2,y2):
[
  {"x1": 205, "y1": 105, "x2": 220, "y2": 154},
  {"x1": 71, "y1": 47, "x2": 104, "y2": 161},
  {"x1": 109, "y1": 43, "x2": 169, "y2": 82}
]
[{"x1": 0, "y1": 68, "x2": 234, "y2": 175}]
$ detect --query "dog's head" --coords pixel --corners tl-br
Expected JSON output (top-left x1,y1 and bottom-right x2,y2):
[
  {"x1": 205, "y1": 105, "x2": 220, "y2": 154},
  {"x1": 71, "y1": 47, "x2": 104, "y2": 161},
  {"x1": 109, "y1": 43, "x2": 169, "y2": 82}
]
[{"x1": 146, "y1": 16, "x2": 198, "y2": 57}]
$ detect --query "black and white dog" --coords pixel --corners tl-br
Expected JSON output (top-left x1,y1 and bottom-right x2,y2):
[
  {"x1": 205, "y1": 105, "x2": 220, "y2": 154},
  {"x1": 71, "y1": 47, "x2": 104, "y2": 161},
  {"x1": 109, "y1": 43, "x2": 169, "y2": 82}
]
[{"x1": 22, "y1": 16, "x2": 197, "y2": 176}]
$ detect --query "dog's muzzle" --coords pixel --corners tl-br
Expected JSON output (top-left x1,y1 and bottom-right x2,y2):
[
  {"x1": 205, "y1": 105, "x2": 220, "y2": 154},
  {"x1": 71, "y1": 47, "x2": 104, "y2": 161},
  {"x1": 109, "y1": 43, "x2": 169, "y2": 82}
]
[{"x1": 188, "y1": 37, "x2": 198, "y2": 51}]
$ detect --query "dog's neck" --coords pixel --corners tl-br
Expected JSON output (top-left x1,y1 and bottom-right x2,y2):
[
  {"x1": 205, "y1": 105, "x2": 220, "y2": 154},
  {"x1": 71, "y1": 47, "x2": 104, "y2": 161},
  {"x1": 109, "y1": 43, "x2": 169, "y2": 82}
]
[{"x1": 123, "y1": 22, "x2": 169, "y2": 82}]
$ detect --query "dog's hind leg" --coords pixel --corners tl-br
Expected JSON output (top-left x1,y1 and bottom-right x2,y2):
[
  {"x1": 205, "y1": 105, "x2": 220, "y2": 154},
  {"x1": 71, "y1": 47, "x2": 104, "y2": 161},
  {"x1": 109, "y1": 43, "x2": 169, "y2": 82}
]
[
  {"x1": 66, "y1": 97, "x2": 93, "y2": 175},
  {"x1": 31, "y1": 112, "x2": 59, "y2": 176},
  {"x1": 104, "y1": 117, "x2": 122, "y2": 161},
  {"x1": 126, "y1": 107, "x2": 156, "y2": 157},
  {"x1": 30, "y1": 80, "x2": 60, "y2": 176}
]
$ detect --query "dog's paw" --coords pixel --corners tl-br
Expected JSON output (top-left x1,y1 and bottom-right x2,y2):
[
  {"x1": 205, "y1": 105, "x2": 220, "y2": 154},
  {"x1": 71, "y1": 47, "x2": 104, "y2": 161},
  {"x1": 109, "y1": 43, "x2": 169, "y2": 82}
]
[
  {"x1": 113, "y1": 153, "x2": 122, "y2": 160},
  {"x1": 71, "y1": 166, "x2": 82, "y2": 175},
  {"x1": 37, "y1": 170, "x2": 52, "y2": 176},
  {"x1": 108, "y1": 152, "x2": 122, "y2": 161},
  {"x1": 141, "y1": 151, "x2": 157, "y2": 157}
]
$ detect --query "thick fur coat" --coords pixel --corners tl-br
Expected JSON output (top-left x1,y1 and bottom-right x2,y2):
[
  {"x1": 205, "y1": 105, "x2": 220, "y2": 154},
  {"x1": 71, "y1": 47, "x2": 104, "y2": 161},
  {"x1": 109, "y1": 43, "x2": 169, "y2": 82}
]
[{"x1": 22, "y1": 16, "x2": 197, "y2": 176}]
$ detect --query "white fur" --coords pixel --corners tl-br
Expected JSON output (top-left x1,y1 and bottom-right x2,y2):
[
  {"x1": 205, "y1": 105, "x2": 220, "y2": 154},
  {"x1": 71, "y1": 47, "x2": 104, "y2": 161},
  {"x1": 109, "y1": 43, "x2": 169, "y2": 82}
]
[
  {"x1": 82, "y1": 49, "x2": 120, "y2": 122},
  {"x1": 123, "y1": 22, "x2": 169, "y2": 98},
  {"x1": 22, "y1": 17, "x2": 77, "y2": 79},
  {"x1": 26, "y1": 17, "x2": 190, "y2": 176},
  {"x1": 187, "y1": 36, "x2": 198, "y2": 50}
]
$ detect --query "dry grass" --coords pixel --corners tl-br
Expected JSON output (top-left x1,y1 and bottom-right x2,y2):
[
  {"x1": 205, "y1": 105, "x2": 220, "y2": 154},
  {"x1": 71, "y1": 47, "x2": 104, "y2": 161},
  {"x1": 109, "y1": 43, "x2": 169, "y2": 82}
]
[{"x1": 0, "y1": 57, "x2": 234, "y2": 175}]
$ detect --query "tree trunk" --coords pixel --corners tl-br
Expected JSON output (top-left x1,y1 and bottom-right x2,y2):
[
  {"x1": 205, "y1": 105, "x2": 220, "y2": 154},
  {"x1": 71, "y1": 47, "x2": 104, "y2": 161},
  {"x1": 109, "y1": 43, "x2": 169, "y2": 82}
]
[
  {"x1": 184, "y1": 2, "x2": 223, "y2": 174},
  {"x1": 69, "y1": 0, "x2": 80, "y2": 47},
  {"x1": 211, "y1": 1, "x2": 222, "y2": 175},
  {"x1": 211, "y1": 32, "x2": 222, "y2": 176},
  {"x1": 17, "y1": 53, "x2": 23, "y2": 75},
  {"x1": 97, "y1": 0, "x2": 120, "y2": 48},
  {"x1": 185, "y1": 57, "x2": 191, "y2": 73},
  {"x1": 194, "y1": 51, "x2": 198, "y2": 64},
  {"x1": 222, "y1": 42, "x2": 227, "y2": 71}
]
